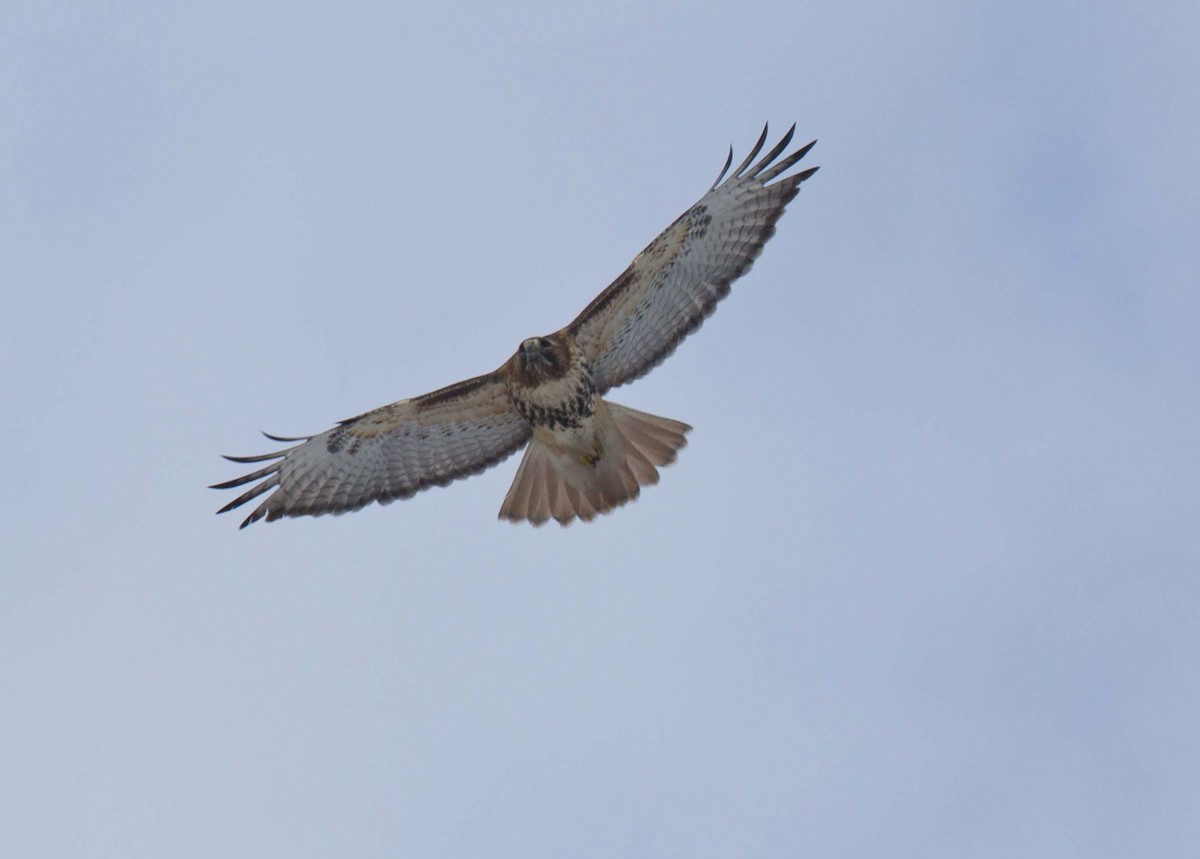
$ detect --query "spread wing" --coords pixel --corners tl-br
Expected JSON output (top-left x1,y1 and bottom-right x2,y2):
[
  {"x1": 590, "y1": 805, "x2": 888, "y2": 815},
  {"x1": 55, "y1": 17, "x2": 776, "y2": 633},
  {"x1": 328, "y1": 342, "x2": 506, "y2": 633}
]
[
  {"x1": 568, "y1": 124, "x2": 818, "y2": 392},
  {"x1": 211, "y1": 373, "x2": 531, "y2": 528}
]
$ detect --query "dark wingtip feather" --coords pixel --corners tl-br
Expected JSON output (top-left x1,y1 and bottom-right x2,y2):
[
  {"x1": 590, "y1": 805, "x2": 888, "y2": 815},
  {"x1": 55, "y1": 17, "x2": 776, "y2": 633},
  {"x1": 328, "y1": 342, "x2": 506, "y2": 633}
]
[
  {"x1": 732, "y1": 123, "x2": 770, "y2": 179},
  {"x1": 757, "y1": 139, "x2": 819, "y2": 184},
  {"x1": 221, "y1": 450, "x2": 286, "y2": 464},
  {"x1": 709, "y1": 145, "x2": 734, "y2": 191},
  {"x1": 214, "y1": 474, "x2": 277, "y2": 510},
  {"x1": 238, "y1": 503, "x2": 274, "y2": 528},
  {"x1": 262, "y1": 431, "x2": 311, "y2": 443},
  {"x1": 209, "y1": 461, "x2": 280, "y2": 490},
  {"x1": 747, "y1": 124, "x2": 796, "y2": 178}
]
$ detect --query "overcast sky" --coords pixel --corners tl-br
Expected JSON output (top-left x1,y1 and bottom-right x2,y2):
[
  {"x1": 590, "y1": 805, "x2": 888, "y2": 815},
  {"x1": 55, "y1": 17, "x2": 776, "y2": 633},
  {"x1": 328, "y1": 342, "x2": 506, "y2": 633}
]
[{"x1": 3, "y1": 2, "x2": 1198, "y2": 856}]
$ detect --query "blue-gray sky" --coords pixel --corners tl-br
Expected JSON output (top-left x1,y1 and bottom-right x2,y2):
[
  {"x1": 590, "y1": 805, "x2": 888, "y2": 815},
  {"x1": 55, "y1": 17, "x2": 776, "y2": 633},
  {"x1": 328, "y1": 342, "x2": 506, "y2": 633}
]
[{"x1": 3, "y1": 2, "x2": 1198, "y2": 856}]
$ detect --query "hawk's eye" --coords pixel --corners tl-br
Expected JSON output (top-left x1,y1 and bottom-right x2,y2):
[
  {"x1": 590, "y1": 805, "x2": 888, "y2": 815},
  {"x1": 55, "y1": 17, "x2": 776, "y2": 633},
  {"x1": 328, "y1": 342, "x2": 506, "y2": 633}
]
[{"x1": 538, "y1": 338, "x2": 550, "y2": 350}]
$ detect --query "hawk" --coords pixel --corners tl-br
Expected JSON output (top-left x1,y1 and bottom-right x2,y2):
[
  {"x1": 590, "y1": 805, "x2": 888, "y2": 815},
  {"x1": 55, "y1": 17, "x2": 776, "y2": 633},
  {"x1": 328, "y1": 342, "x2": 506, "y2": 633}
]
[{"x1": 213, "y1": 124, "x2": 818, "y2": 528}]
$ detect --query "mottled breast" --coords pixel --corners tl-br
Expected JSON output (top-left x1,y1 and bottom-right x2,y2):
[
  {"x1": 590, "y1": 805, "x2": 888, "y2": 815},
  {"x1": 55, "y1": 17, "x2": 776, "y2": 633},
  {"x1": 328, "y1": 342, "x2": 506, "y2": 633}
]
[{"x1": 506, "y1": 333, "x2": 597, "y2": 431}]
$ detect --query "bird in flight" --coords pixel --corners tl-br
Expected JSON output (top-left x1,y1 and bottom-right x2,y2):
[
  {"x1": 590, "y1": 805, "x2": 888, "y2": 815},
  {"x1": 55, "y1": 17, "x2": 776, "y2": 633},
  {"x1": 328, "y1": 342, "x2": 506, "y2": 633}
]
[{"x1": 213, "y1": 124, "x2": 818, "y2": 528}]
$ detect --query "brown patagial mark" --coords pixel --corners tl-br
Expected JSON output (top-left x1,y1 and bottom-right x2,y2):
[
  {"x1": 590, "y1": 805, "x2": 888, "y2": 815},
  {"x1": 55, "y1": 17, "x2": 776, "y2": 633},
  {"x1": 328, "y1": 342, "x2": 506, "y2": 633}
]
[{"x1": 637, "y1": 215, "x2": 691, "y2": 268}]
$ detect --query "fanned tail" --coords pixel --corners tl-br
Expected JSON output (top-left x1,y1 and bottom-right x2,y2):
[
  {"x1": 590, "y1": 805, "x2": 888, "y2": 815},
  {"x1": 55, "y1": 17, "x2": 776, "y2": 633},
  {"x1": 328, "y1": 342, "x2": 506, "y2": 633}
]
[{"x1": 498, "y1": 400, "x2": 691, "y2": 526}]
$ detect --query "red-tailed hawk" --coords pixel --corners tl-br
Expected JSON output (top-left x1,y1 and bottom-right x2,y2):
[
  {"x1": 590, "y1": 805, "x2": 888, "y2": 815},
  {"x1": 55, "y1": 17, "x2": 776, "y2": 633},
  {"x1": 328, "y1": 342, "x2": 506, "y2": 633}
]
[{"x1": 213, "y1": 124, "x2": 818, "y2": 528}]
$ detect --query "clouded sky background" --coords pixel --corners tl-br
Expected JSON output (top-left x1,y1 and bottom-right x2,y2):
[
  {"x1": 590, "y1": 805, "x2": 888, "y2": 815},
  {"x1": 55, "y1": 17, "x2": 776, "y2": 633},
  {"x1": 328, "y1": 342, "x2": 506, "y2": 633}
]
[{"x1": 3, "y1": 1, "x2": 1198, "y2": 856}]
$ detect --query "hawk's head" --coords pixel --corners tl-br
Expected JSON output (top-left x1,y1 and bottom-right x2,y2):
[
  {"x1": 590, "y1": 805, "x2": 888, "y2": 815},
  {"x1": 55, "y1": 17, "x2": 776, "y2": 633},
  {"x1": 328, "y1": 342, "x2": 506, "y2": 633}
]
[{"x1": 515, "y1": 335, "x2": 570, "y2": 385}]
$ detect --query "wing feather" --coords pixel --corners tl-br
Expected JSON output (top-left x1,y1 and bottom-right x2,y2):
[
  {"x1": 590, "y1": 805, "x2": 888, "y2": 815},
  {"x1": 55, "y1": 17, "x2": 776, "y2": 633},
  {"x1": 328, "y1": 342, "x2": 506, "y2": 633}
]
[
  {"x1": 731, "y1": 123, "x2": 771, "y2": 179},
  {"x1": 568, "y1": 125, "x2": 818, "y2": 392},
  {"x1": 708, "y1": 145, "x2": 734, "y2": 192},
  {"x1": 211, "y1": 372, "x2": 530, "y2": 527}
]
